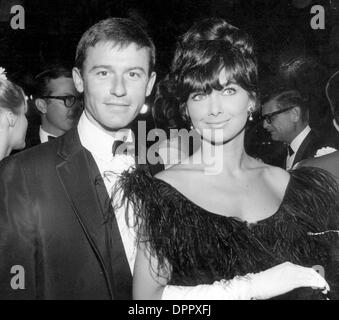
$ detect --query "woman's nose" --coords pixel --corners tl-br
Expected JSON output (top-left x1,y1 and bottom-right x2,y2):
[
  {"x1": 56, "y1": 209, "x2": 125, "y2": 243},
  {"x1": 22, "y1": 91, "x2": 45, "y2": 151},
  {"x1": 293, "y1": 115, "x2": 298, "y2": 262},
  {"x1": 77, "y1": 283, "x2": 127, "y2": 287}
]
[{"x1": 208, "y1": 93, "x2": 224, "y2": 116}]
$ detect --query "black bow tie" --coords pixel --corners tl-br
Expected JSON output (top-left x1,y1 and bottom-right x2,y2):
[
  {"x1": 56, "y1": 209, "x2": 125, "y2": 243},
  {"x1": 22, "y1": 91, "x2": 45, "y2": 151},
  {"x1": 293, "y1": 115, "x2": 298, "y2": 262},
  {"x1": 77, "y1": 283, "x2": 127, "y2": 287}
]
[
  {"x1": 48, "y1": 135, "x2": 56, "y2": 141},
  {"x1": 112, "y1": 140, "x2": 127, "y2": 156},
  {"x1": 288, "y1": 145, "x2": 294, "y2": 157}
]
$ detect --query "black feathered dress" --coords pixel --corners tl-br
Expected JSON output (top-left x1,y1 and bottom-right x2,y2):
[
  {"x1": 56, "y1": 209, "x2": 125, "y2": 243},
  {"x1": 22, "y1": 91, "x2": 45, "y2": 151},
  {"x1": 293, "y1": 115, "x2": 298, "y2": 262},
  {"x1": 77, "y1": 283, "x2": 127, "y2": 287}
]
[{"x1": 119, "y1": 166, "x2": 339, "y2": 299}]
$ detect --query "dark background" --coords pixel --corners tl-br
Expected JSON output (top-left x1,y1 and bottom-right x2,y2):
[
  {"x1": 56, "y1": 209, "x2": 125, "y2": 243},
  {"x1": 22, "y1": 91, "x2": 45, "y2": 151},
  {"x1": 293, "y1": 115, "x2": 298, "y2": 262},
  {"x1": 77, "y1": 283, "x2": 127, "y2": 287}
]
[
  {"x1": 0, "y1": 0, "x2": 338, "y2": 91},
  {"x1": 1, "y1": 0, "x2": 339, "y2": 163}
]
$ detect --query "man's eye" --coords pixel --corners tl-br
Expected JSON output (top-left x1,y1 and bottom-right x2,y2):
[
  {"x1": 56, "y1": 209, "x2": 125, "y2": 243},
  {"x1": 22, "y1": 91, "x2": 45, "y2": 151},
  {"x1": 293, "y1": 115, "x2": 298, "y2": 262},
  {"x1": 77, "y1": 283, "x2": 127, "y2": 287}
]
[
  {"x1": 222, "y1": 87, "x2": 236, "y2": 95},
  {"x1": 191, "y1": 93, "x2": 207, "y2": 101},
  {"x1": 128, "y1": 71, "x2": 141, "y2": 78},
  {"x1": 97, "y1": 71, "x2": 108, "y2": 77}
]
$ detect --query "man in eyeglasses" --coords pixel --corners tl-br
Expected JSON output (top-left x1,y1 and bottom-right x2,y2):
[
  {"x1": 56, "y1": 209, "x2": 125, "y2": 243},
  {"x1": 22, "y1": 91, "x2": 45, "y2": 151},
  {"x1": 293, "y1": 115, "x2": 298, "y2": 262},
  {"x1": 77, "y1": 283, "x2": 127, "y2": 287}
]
[
  {"x1": 26, "y1": 63, "x2": 82, "y2": 147},
  {"x1": 261, "y1": 89, "x2": 333, "y2": 170}
]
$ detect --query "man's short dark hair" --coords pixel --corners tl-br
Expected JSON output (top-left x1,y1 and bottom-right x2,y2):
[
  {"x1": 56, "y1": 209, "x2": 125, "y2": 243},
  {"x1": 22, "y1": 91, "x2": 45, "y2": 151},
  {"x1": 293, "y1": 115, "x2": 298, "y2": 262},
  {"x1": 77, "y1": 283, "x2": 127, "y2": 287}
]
[
  {"x1": 75, "y1": 17, "x2": 156, "y2": 74},
  {"x1": 265, "y1": 89, "x2": 309, "y2": 123},
  {"x1": 34, "y1": 63, "x2": 73, "y2": 97}
]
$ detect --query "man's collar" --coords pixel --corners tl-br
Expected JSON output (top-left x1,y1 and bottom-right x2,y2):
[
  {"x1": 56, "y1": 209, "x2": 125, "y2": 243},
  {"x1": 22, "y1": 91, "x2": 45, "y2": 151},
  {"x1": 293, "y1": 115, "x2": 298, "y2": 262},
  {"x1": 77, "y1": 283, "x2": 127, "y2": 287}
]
[
  {"x1": 289, "y1": 125, "x2": 311, "y2": 153},
  {"x1": 39, "y1": 126, "x2": 57, "y2": 143},
  {"x1": 77, "y1": 111, "x2": 133, "y2": 161}
]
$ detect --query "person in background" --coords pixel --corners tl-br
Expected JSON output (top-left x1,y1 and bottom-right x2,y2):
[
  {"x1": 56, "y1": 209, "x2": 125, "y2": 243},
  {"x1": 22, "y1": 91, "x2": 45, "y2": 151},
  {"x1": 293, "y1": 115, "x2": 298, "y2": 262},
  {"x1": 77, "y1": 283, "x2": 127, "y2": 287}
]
[
  {"x1": 262, "y1": 89, "x2": 335, "y2": 170},
  {"x1": 26, "y1": 63, "x2": 82, "y2": 147},
  {"x1": 301, "y1": 70, "x2": 339, "y2": 183},
  {"x1": 0, "y1": 67, "x2": 28, "y2": 161}
]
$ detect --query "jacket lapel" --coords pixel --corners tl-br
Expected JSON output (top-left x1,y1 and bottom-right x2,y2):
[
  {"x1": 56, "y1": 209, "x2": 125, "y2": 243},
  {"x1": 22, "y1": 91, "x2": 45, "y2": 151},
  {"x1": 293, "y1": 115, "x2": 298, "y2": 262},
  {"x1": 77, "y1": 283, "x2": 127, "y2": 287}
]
[
  {"x1": 292, "y1": 131, "x2": 313, "y2": 167},
  {"x1": 55, "y1": 129, "x2": 115, "y2": 299}
]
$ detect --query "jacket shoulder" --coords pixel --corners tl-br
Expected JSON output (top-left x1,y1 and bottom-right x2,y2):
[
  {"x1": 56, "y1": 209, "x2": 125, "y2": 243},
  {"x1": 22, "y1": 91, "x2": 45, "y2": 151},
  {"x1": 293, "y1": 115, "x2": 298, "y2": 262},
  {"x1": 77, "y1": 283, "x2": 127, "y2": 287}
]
[{"x1": 300, "y1": 151, "x2": 339, "y2": 182}]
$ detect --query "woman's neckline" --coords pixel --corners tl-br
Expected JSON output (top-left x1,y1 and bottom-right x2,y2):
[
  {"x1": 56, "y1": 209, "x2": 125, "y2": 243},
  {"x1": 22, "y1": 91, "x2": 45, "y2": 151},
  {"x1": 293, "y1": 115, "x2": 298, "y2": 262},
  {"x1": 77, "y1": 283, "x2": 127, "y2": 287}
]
[{"x1": 152, "y1": 173, "x2": 293, "y2": 226}]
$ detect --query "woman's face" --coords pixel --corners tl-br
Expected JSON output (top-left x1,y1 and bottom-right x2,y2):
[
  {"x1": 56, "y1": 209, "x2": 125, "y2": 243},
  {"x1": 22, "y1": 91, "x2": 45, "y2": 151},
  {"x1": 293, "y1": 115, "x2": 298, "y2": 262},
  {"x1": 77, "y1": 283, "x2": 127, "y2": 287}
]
[
  {"x1": 186, "y1": 68, "x2": 254, "y2": 144},
  {"x1": 9, "y1": 101, "x2": 28, "y2": 150}
]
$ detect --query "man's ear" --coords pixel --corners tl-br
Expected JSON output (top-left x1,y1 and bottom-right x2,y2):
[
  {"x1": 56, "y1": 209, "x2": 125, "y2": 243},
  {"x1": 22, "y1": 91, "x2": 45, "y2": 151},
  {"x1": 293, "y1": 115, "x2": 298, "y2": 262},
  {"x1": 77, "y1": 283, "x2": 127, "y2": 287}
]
[
  {"x1": 72, "y1": 67, "x2": 84, "y2": 93},
  {"x1": 35, "y1": 98, "x2": 47, "y2": 114},
  {"x1": 146, "y1": 72, "x2": 156, "y2": 97},
  {"x1": 290, "y1": 106, "x2": 301, "y2": 122},
  {"x1": 5, "y1": 111, "x2": 17, "y2": 127}
]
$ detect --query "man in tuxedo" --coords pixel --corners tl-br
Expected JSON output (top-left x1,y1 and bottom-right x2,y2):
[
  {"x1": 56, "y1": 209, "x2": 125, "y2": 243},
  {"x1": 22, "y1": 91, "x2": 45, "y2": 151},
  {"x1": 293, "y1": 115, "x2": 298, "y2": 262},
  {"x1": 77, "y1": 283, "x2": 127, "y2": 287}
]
[
  {"x1": 0, "y1": 18, "x2": 157, "y2": 299},
  {"x1": 301, "y1": 70, "x2": 339, "y2": 184},
  {"x1": 25, "y1": 64, "x2": 82, "y2": 148},
  {"x1": 262, "y1": 89, "x2": 334, "y2": 170}
]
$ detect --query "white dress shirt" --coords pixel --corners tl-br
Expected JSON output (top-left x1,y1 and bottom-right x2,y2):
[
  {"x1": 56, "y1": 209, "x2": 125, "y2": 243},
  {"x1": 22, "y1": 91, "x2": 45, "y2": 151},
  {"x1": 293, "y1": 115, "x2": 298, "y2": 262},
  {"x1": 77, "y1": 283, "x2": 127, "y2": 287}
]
[
  {"x1": 77, "y1": 111, "x2": 136, "y2": 273},
  {"x1": 286, "y1": 125, "x2": 311, "y2": 170},
  {"x1": 39, "y1": 126, "x2": 57, "y2": 143}
]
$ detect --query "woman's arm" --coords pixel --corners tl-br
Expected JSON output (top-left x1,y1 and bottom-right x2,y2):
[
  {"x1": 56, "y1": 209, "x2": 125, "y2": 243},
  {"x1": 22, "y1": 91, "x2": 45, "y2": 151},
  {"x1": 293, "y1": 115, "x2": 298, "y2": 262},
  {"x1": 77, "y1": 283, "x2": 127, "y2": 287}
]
[
  {"x1": 133, "y1": 241, "x2": 330, "y2": 301},
  {"x1": 133, "y1": 242, "x2": 169, "y2": 300}
]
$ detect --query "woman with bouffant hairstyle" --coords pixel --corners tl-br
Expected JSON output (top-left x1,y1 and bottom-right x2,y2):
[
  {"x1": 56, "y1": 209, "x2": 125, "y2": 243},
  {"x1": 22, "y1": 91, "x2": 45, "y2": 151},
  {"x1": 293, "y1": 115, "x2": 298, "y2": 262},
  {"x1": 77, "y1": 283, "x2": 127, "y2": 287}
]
[
  {"x1": 0, "y1": 68, "x2": 28, "y2": 161},
  {"x1": 119, "y1": 18, "x2": 338, "y2": 300}
]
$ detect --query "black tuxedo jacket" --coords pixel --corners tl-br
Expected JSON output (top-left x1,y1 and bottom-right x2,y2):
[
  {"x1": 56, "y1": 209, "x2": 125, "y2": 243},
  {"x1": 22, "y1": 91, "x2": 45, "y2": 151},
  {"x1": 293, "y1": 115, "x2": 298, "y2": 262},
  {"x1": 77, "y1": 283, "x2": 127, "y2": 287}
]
[
  {"x1": 287, "y1": 130, "x2": 332, "y2": 169},
  {"x1": 0, "y1": 128, "x2": 163, "y2": 299},
  {"x1": 25, "y1": 124, "x2": 41, "y2": 149},
  {"x1": 301, "y1": 150, "x2": 339, "y2": 185}
]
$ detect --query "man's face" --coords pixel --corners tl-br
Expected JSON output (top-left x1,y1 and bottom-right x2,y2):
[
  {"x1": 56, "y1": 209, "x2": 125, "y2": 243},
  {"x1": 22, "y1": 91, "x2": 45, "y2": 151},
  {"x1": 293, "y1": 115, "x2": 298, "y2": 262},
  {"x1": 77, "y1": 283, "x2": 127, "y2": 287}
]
[
  {"x1": 44, "y1": 76, "x2": 81, "y2": 133},
  {"x1": 73, "y1": 42, "x2": 156, "y2": 133},
  {"x1": 262, "y1": 99, "x2": 294, "y2": 142}
]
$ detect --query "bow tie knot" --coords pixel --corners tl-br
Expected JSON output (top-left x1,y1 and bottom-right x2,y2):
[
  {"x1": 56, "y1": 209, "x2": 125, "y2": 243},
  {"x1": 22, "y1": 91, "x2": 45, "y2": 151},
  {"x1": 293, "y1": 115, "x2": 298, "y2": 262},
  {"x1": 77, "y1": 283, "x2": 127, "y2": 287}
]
[
  {"x1": 288, "y1": 145, "x2": 294, "y2": 157},
  {"x1": 112, "y1": 139, "x2": 135, "y2": 156},
  {"x1": 112, "y1": 140, "x2": 126, "y2": 156}
]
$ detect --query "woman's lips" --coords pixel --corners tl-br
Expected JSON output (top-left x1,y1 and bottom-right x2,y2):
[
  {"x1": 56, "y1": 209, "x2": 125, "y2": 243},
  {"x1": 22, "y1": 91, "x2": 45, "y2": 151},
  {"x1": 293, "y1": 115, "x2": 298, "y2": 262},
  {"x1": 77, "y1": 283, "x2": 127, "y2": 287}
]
[{"x1": 206, "y1": 119, "x2": 230, "y2": 128}]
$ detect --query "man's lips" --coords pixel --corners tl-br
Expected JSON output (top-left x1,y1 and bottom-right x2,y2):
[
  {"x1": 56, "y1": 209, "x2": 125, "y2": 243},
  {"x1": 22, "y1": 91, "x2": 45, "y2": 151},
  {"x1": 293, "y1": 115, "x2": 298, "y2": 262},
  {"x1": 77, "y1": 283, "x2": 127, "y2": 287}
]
[{"x1": 104, "y1": 102, "x2": 130, "y2": 106}]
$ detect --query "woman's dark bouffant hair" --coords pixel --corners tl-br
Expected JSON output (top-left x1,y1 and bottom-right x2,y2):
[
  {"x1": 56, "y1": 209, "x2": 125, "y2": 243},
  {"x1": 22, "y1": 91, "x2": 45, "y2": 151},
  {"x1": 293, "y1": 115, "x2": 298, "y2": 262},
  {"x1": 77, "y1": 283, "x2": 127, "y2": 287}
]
[{"x1": 154, "y1": 18, "x2": 258, "y2": 130}]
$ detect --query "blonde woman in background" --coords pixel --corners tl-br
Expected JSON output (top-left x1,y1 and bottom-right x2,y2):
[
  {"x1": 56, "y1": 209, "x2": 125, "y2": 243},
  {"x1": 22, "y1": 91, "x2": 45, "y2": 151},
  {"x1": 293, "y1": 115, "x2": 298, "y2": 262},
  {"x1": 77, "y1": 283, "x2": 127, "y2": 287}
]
[{"x1": 0, "y1": 68, "x2": 28, "y2": 161}]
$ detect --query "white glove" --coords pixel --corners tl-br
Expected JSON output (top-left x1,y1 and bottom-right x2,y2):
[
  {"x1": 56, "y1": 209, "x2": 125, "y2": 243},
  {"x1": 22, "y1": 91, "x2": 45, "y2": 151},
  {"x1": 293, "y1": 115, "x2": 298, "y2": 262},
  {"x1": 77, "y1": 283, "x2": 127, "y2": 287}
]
[{"x1": 162, "y1": 262, "x2": 330, "y2": 300}]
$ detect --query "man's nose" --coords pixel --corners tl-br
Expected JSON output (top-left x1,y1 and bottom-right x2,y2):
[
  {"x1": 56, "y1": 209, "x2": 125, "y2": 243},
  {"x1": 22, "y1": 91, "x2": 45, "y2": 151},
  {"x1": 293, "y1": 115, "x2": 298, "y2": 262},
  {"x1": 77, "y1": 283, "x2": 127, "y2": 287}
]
[
  {"x1": 68, "y1": 101, "x2": 83, "y2": 120},
  {"x1": 110, "y1": 76, "x2": 127, "y2": 97},
  {"x1": 262, "y1": 117, "x2": 270, "y2": 129}
]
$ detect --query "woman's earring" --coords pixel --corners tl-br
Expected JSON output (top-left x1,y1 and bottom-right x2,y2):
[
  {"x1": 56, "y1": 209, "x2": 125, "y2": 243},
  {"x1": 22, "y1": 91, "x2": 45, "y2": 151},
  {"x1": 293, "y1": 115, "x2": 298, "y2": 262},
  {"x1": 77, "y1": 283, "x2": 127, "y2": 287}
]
[
  {"x1": 248, "y1": 105, "x2": 255, "y2": 121},
  {"x1": 249, "y1": 112, "x2": 253, "y2": 121}
]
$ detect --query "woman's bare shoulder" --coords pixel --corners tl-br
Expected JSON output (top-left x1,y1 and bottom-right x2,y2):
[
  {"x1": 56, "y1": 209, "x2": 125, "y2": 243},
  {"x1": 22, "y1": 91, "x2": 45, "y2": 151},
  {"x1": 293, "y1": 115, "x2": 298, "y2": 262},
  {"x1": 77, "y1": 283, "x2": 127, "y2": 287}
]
[
  {"x1": 261, "y1": 164, "x2": 291, "y2": 196},
  {"x1": 155, "y1": 163, "x2": 200, "y2": 185}
]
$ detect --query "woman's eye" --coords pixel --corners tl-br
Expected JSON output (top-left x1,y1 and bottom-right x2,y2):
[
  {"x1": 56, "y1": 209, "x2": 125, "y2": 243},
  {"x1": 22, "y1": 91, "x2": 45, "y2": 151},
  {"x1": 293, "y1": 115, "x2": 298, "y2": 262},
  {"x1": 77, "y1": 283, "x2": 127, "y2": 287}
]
[
  {"x1": 191, "y1": 93, "x2": 207, "y2": 101},
  {"x1": 222, "y1": 87, "x2": 236, "y2": 95}
]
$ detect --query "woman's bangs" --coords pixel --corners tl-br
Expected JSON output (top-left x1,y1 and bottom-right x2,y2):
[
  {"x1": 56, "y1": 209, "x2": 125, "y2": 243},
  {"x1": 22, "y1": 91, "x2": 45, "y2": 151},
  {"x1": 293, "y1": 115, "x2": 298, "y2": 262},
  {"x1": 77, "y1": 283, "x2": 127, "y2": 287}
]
[
  {"x1": 177, "y1": 43, "x2": 256, "y2": 101},
  {"x1": 181, "y1": 57, "x2": 224, "y2": 98},
  {"x1": 222, "y1": 52, "x2": 247, "y2": 86}
]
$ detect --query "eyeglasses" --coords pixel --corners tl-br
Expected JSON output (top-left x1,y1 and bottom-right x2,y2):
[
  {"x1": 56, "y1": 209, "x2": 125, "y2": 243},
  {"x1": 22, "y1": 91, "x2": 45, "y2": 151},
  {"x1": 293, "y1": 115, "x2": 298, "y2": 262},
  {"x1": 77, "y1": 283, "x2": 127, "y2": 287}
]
[
  {"x1": 261, "y1": 106, "x2": 294, "y2": 124},
  {"x1": 41, "y1": 95, "x2": 80, "y2": 108}
]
